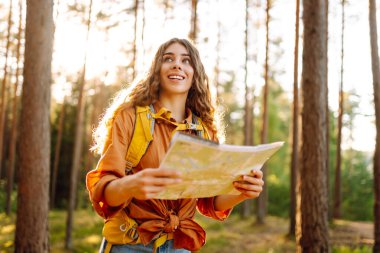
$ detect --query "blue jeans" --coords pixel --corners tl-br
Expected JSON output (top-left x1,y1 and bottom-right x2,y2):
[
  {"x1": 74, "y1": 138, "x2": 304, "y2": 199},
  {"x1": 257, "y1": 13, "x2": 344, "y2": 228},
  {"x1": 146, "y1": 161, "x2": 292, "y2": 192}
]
[{"x1": 99, "y1": 238, "x2": 190, "y2": 253}]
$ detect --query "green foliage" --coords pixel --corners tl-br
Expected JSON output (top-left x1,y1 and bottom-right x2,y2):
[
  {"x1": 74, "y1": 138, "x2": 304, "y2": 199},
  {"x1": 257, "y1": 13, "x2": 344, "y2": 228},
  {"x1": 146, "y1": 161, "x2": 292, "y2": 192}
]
[
  {"x1": 219, "y1": 72, "x2": 244, "y2": 145},
  {"x1": 0, "y1": 209, "x2": 104, "y2": 252},
  {"x1": 261, "y1": 80, "x2": 292, "y2": 217},
  {"x1": 341, "y1": 150, "x2": 373, "y2": 221},
  {"x1": 50, "y1": 102, "x2": 77, "y2": 208},
  {"x1": 332, "y1": 245, "x2": 372, "y2": 253}
]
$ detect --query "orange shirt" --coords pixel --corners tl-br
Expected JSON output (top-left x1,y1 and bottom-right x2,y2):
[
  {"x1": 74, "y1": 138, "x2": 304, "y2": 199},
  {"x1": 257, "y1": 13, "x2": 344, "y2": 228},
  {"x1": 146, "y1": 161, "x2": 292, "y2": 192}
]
[{"x1": 86, "y1": 102, "x2": 231, "y2": 251}]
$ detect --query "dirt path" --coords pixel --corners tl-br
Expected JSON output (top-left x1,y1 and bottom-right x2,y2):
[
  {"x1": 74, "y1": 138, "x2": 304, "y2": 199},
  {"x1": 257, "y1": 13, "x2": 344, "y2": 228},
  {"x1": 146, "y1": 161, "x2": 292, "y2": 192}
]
[
  {"x1": 331, "y1": 219, "x2": 374, "y2": 247},
  {"x1": 197, "y1": 215, "x2": 374, "y2": 252}
]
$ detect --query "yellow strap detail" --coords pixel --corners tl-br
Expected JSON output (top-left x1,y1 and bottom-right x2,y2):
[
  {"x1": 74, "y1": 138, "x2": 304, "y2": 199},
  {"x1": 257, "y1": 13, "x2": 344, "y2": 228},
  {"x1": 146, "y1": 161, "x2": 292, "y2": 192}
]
[
  {"x1": 104, "y1": 242, "x2": 112, "y2": 253},
  {"x1": 153, "y1": 233, "x2": 169, "y2": 253},
  {"x1": 125, "y1": 106, "x2": 153, "y2": 169},
  {"x1": 197, "y1": 117, "x2": 210, "y2": 139}
]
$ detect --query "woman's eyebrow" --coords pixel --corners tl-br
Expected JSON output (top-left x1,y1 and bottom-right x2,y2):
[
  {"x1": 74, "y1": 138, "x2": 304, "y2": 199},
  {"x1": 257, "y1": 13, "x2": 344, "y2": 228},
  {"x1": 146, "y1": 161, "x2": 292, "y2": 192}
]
[{"x1": 163, "y1": 52, "x2": 190, "y2": 57}]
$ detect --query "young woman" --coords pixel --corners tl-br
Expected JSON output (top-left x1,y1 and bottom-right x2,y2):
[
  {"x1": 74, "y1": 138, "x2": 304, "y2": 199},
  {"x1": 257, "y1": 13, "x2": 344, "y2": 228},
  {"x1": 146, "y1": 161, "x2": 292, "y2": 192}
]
[{"x1": 86, "y1": 38, "x2": 264, "y2": 253}]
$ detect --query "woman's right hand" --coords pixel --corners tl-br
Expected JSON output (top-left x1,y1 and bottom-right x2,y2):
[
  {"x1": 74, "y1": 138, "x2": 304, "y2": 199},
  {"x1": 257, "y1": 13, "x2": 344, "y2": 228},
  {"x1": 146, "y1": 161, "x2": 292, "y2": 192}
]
[
  {"x1": 104, "y1": 168, "x2": 182, "y2": 206},
  {"x1": 127, "y1": 168, "x2": 182, "y2": 200}
]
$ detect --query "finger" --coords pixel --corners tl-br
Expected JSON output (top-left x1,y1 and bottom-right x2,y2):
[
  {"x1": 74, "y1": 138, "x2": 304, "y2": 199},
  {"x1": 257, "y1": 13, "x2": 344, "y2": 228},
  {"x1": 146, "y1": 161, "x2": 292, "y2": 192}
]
[
  {"x1": 151, "y1": 177, "x2": 182, "y2": 186},
  {"x1": 251, "y1": 169, "x2": 263, "y2": 179},
  {"x1": 136, "y1": 186, "x2": 166, "y2": 199},
  {"x1": 241, "y1": 190, "x2": 260, "y2": 198},
  {"x1": 144, "y1": 168, "x2": 182, "y2": 178},
  {"x1": 234, "y1": 186, "x2": 260, "y2": 198},
  {"x1": 138, "y1": 176, "x2": 181, "y2": 187},
  {"x1": 238, "y1": 175, "x2": 264, "y2": 186},
  {"x1": 234, "y1": 182, "x2": 263, "y2": 192}
]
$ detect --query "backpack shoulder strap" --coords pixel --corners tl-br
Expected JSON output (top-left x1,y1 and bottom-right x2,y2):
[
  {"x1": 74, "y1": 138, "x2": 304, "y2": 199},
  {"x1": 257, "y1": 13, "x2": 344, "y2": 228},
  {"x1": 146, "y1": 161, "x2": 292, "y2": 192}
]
[
  {"x1": 192, "y1": 115, "x2": 211, "y2": 140},
  {"x1": 124, "y1": 105, "x2": 155, "y2": 175}
]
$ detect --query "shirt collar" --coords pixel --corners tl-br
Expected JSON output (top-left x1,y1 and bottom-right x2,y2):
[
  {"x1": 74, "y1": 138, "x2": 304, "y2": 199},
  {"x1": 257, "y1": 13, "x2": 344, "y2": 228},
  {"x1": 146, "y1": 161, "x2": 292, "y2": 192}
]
[{"x1": 153, "y1": 101, "x2": 193, "y2": 124}]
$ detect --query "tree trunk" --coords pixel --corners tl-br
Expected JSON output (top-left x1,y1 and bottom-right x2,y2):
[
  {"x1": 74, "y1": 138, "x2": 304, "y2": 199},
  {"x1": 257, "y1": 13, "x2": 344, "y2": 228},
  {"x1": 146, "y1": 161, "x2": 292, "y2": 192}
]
[
  {"x1": 132, "y1": 0, "x2": 138, "y2": 80},
  {"x1": 242, "y1": 0, "x2": 254, "y2": 218},
  {"x1": 0, "y1": 0, "x2": 13, "y2": 179},
  {"x1": 368, "y1": 0, "x2": 380, "y2": 251},
  {"x1": 289, "y1": 0, "x2": 300, "y2": 237},
  {"x1": 297, "y1": 0, "x2": 329, "y2": 252},
  {"x1": 6, "y1": 0, "x2": 23, "y2": 215},
  {"x1": 50, "y1": 97, "x2": 66, "y2": 209},
  {"x1": 65, "y1": 0, "x2": 93, "y2": 249},
  {"x1": 141, "y1": 0, "x2": 145, "y2": 66},
  {"x1": 214, "y1": 16, "x2": 222, "y2": 103},
  {"x1": 333, "y1": 0, "x2": 345, "y2": 220},
  {"x1": 257, "y1": 0, "x2": 271, "y2": 225},
  {"x1": 189, "y1": 0, "x2": 198, "y2": 43},
  {"x1": 14, "y1": 0, "x2": 53, "y2": 251}
]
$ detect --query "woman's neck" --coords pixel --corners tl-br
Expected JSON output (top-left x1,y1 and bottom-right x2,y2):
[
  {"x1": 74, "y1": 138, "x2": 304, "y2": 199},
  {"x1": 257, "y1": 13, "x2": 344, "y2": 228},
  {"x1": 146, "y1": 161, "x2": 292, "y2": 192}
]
[{"x1": 158, "y1": 94, "x2": 187, "y2": 122}]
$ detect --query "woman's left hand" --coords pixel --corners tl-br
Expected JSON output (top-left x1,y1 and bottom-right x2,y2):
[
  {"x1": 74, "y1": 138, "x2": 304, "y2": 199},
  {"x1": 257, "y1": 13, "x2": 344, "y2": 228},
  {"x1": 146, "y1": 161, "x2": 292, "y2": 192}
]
[{"x1": 233, "y1": 170, "x2": 264, "y2": 199}]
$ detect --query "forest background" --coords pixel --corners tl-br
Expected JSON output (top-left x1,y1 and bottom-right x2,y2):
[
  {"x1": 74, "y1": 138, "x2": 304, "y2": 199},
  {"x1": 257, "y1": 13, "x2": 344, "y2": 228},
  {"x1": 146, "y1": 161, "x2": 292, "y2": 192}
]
[{"x1": 0, "y1": 0, "x2": 378, "y2": 252}]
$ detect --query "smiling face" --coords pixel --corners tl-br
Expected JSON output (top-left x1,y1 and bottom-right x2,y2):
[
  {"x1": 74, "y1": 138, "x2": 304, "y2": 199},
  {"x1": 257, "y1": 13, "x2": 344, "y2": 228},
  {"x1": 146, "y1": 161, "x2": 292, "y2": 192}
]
[{"x1": 159, "y1": 42, "x2": 194, "y2": 99}]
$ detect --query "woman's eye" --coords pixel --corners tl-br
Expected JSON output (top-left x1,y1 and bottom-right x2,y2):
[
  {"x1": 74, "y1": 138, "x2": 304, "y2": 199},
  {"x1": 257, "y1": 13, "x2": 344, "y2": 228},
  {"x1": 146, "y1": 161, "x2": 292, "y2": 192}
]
[
  {"x1": 163, "y1": 57, "x2": 172, "y2": 62},
  {"x1": 183, "y1": 58, "x2": 191, "y2": 64}
]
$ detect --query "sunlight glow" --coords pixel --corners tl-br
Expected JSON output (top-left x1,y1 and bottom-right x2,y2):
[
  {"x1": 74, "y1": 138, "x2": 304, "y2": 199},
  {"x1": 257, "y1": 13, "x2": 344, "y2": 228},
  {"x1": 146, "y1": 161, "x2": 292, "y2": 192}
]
[{"x1": 50, "y1": 0, "x2": 378, "y2": 152}]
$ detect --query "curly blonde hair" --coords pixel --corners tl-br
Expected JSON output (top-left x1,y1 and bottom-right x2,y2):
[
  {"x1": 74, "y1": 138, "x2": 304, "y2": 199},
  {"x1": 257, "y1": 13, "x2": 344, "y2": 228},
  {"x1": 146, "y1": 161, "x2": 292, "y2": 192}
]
[{"x1": 92, "y1": 38, "x2": 224, "y2": 154}]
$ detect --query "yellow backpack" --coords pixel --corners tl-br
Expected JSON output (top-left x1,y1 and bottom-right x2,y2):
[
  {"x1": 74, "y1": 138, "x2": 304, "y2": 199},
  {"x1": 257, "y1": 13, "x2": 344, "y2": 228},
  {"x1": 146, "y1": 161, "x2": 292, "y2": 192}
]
[{"x1": 102, "y1": 104, "x2": 210, "y2": 253}]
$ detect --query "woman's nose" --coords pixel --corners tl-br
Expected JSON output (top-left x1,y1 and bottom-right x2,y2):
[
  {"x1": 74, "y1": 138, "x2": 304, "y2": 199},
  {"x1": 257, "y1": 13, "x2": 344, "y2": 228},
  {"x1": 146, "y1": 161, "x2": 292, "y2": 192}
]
[{"x1": 171, "y1": 60, "x2": 182, "y2": 70}]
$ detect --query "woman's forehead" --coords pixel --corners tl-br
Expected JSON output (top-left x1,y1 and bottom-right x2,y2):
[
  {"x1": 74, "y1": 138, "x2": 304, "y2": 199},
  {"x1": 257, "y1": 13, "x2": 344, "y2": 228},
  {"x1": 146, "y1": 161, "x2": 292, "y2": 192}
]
[{"x1": 163, "y1": 42, "x2": 189, "y2": 55}]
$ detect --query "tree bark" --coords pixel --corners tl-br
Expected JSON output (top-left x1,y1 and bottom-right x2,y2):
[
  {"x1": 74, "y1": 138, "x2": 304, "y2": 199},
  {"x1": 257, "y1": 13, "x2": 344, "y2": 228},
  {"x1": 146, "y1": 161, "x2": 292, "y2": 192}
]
[
  {"x1": 325, "y1": 0, "x2": 331, "y2": 222},
  {"x1": 298, "y1": 0, "x2": 329, "y2": 251},
  {"x1": 0, "y1": 0, "x2": 13, "y2": 179},
  {"x1": 6, "y1": 0, "x2": 23, "y2": 215},
  {"x1": 368, "y1": 0, "x2": 380, "y2": 251},
  {"x1": 289, "y1": 0, "x2": 300, "y2": 237},
  {"x1": 65, "y1": 0, "x2": 93, "y2": 249},
  {"x1": 14, "y1": 0, "x2": 53, "y2": 251},
  {"x1": 333, "y1": 0, "x2": 345, "y2": 220}
]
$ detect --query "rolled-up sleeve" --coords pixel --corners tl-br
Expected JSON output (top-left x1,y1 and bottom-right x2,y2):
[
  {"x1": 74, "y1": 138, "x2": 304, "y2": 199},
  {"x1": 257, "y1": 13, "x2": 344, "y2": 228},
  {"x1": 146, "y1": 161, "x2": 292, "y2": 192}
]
[
  {"x1": 196, "y1": 197, "x2": 232, "y2": 221},
  {"x1": 86, "y1": 109, "x2": 134, "y2": 218}
]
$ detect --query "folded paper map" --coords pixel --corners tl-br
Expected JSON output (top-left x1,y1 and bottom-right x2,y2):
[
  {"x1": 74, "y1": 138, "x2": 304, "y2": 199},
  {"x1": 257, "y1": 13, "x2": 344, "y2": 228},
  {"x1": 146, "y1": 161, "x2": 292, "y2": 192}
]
[{"x1": 155, "y1": 132, "x2": 284, "y2": 199}]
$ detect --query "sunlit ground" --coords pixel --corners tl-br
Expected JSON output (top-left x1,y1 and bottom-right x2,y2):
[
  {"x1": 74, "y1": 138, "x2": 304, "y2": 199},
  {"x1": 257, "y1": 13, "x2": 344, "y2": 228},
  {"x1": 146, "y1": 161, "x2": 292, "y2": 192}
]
[{"x1": 0, "y1": 209, "x2": 374, "y2": 253}]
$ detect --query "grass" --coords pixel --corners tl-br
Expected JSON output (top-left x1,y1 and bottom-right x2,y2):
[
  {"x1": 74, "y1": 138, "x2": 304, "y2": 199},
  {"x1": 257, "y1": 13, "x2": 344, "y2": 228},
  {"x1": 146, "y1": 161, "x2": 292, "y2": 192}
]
[{"x1": 0, "y1": 209, "x2": 374, "y2": 253}]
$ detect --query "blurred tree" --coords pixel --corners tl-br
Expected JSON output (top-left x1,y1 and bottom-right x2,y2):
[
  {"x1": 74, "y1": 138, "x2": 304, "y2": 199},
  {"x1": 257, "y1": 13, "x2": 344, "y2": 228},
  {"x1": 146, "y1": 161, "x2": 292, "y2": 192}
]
[
  {"x1": 297, "y1": 0, "x2": 329, "y2": 251},
  {"x1": 14, "y1": 0, "x2": 54, "y2": 250},
  {"x1": 141, "y1": 0, "x2": 145, "y2": 63},
  {"x1": 241, "y1": 0, "x2": 254, "y2": 218},
  {"x1": 131, "y1": 0, "x2": 138, "y2": 79},
  {"x1": 324, "y1": 0, "x2": 330, "y2": 223},
  {"x1": 6, "y1": 0, "x2": 23, "y2": 215},
  {"x1": 220, "y1": 73, "x2": 243, "y2": 146},
  {"x1": 163, "y1": 0, "x2": 174, "y2": 27},
  {"x1": 266, "y1": 80, "x2": 291, "y2": 218},
  {"x1": 256, "y1": 0, "x2": 271, "y2": 225},
  {"x1": 214, "y1": 2, "x2": 222, "y2": 102},
  {"x1": 189, "y1": 0, "x2": 198, "y2": 43},
  {"x1": 289, "y1": 0, "x2": 300, "y2": 237},
  {"x1": 369, "y1": 0, "x2": 380, "y2": 251},
  {"x1": 51, "y1": 96, "x2": 66, "y2": 209},
  {"x1": 65, "y1": 0, "x2": 93, "y2": 249},
  {"x1": 333, "y1": 0, "x2": 346, "y2": 220},
  {"x1": 341, "y1": 150, "x2": 373, "y2": 221},
  {"x1": 0, "y1": 0, "x2": 13, "y2": 179}
]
